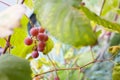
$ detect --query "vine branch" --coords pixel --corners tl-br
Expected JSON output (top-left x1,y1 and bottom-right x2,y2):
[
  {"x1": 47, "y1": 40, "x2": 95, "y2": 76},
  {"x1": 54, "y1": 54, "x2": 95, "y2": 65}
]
[
  {"x1": 47, "y1": 55, "x2": 59, "y2": 77},
  {"x1": 0, "y1": 1, "x2": 10, "y2": 6},
  {"x1": 99, "y1": 0, "x2": 106, "y2": 15},
  {"x1": 21, "y1": 0, "x2": 25, "y2": 4},
  {"x1": 34, "y1": 58, "x2": 112, "y2": 77},
  {"x1": 90, "y1": 46, "x2": 95, "y2": 60},
  {"x1": 2, "y1": 35, "x2": 11, "y2": 54}
]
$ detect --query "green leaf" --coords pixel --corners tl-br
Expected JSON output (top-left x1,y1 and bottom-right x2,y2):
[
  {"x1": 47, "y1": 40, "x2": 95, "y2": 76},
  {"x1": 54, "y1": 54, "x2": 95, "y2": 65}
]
[
  {"x1": 31, "y1": 60, "x2": 43, "y2": 69},
  {"x1": 0, "y1": 38, "x2": 6, "y2": 47},
  {"x1": 11, "y1": 16, "x2": 32, "y2": 58},
  {"x1": 0, "y1": 54, "x2": 32, "y2": 80},
  {"x1": 110, "y1": 33, "x2": 120, "y2": 46},
  {"x1": 37, "y1": 58, "x2": 51, "y2": 66},
  {"x1": 81, "y1": 6, "x2": 120, "y2": 32},
  {"x1": 11, "y1": 44, "x2": 34, "y2": 58},
  {"x1": 11, "y1": 16, "x2": 28, "y2": 47},
  {"x1": 116, "y1": 9, "x2": 120, "y2": 14},
  {"x1": 68, "y1": 71, "x2": 83, "y2": 80},
  {"x1": 77, "y1": 52, "x2": 95, "y2": 67},
  {"x1": 72, "y1": 0, "x2": 82, "y2": 8},
  {"x1": 101, "y1": 0, "x2": 119, "y2": 16},
  {"x1": 24, "y1": 0, "x2": 33, "y2": 9},
  {"x1": 112, "y1": 63, "x2": 120, "y2": 80},
  {"x1": 108, "y1": 46, "x2": 120, "y2": 55},
  {"x1": 95, "y1": 30, "x2": 102, "y2": 38},
  {"x1": 43, "y1": 37, "x2": 54, "y2": 55},
  {"x1": 34, "y1": 0, "x2": 97, "y2": 47},
  {"x1": 57, "y1": 70, "x2": 69, "y2": 80}
]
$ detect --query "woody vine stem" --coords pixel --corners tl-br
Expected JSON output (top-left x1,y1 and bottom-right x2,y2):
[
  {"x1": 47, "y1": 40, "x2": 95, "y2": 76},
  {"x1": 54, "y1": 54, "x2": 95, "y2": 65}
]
[{"x1": 34, "y1": 58, "x2": 113, "y2": 78}]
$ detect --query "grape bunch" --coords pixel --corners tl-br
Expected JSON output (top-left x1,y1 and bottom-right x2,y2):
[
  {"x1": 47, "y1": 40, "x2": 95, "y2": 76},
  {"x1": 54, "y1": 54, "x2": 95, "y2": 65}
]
[{"x1": 24, "y1": 27, "x2": 48, "y2": 58}]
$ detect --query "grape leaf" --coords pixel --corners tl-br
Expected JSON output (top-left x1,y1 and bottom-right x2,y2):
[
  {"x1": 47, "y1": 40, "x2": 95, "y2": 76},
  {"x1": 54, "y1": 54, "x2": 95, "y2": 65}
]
[
  {"x1": 112, "y1": 63, "x2": 120, "y2": 80},
  {"x1": 11, "y1": 16, "x2": 34, "y2": 58},
  {"x1": 110, "y1": 33, "x2": 120, "y2": 46},
  {"x1": 81, "y1": 6, "x2": 120, "y2": 32},
  {"x1": 101, "y1": 0, "x2": 119, "y2": 16},
  {"x1": 0, "y1": 38, "x2": 6, "y2": 47},
  {"x1": 34, "y1": 0, "x2": 97, "y2": 47},
  {"x1": 11, "y1": 43, "x2": 34, "y2": 58},
  {"x1": 0, "y1": 54, "x2": 32, "y2": 80},
  {"x1": 24, "y1": 0, "x2": 33, "y2": 9},
  {"x1": 43, "y1": 37, "x2": 54, "y2": 55},
  {"x1": 108, "y1": 46, "x2": 120, "y2": 55},
  {"x1": 11, "y1": 16, "x2": 28, "y2": 47},
  {"x1": 77, "y1": 52, "x2": 95, "y2": 67},
  {"x1": 0, "y1": 4, "x2": 26, "y2": 38}
]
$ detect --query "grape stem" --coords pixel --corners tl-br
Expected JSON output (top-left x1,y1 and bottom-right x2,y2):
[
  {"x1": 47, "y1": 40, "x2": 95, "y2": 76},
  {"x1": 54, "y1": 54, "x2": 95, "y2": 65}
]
[
  {"x1": 2, "y1": 35, "x2": 11, "y2": 54},
  {"x1": 0, "y1": 0, "x2": 25, "y2": 6},
  {"x1": 20, "y1": 0, "x2": 35, "y2": 27},
  {"x1": 0, "y1": 1, "x2": 11, "y2": 6},
  {"x1": 90, "y1": 46, "x2": 95, "y2": 60},
  {"x1": 99, "y1": 0, "x2": 106, "y2": 15},
  {"x1": 47, "y1": 55, "x2": 59, "y2": 78},
  {"x1": 0, "y1": 0, "x2": 25, "y2": 5},
  {"x1": 21, "y1": 0, "x2": 25, "y2": 4},
  {"x1": 93, "y1": 0, "x2": 106, "y2": 32},
  {"x1": 24, "y1": 14, "x2": 34, "y2": 27},
  {"x1": 34, "y1": 58, "x2": 112, "y2": 77}
]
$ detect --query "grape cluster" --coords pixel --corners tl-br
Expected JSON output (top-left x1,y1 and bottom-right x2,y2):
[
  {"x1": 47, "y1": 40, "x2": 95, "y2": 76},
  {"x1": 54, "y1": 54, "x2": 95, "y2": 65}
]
[{"x1": 24, "y1": 27, "x2": 48, "y2": 58}]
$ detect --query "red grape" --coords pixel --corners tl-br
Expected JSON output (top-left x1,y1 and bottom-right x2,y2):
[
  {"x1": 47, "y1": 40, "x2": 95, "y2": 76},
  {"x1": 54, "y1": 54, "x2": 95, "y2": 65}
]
[
  {"x1": 54, "y1": 76, "x2": 60, "y2": 80},
  {"x1": 30, "y1": 27, "x2": 39, "y2": 36},
  {"x1": 37, "y1": 46, "x2": 45, "y2": 52},
  {"x1": 39, "y1": 27, "x2": 45, "y2": 33},
  {"x1": 37, "y1": 33, "x2": 48, "y2": 41},
  {"x1": 32, "y1": 51, "x2": 39, "y2": 58},
  {"x1": 37, "y1": 33, "x2": 45, "y2": 41},
  {"x1": 38, "y1": 41, "x2": 46, "y2": 48},
  {"x1": 24, "y1": 37, "x2": 33, "y2": 45},
  {"x1": 44, "y1": 34, "x2": 48, "y2": 41},
  {"x1": 38, "y1": 41, "x2": 46, "y2": 52}
]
